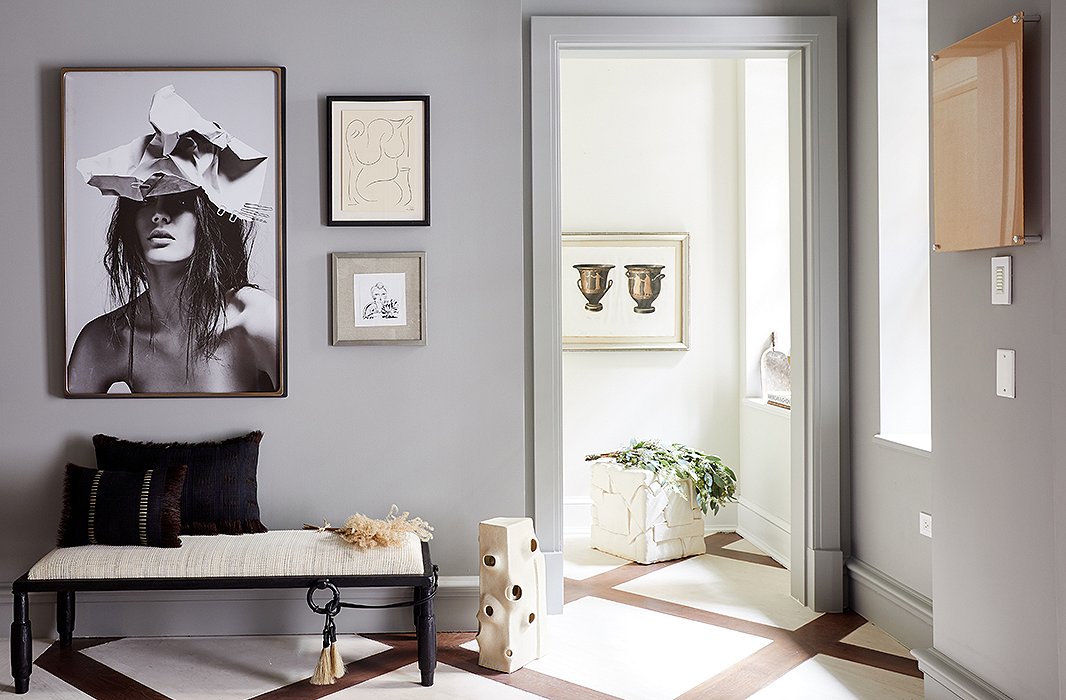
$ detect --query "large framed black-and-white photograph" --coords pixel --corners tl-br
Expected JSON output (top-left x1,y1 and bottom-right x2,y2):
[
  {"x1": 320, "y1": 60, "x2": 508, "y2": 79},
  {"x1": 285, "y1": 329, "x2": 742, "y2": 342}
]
[
  {"x1": 63, "y1": 67, "x2": 286, "y2": 398},
  {"x1": 331, "y1": 253, "x2": 426, "y2": 345},
  {"x1": 326, "y1": 96, "x2": 429, "y2": 226}
]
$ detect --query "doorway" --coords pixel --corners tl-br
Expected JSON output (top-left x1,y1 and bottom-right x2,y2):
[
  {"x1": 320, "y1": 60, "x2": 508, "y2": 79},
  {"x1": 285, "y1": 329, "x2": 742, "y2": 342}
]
[{"x1": 530, "y1": 15, "x2": 845, "y2": 614}]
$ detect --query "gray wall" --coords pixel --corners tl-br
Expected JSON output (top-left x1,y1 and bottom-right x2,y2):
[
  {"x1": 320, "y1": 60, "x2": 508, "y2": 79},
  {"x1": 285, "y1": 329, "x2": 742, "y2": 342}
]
[
  {"x1": 0, "y1": 0, "x2": 526, "y2": 601},
  {"x1": 845, "y1": 0, "x2": 934, "y2": 649},
  {"x1": 1053, "y1": 2, "x2": 1066, "y2": 694},
  {"x1": 4, "y1": 2, "x2": 1064, "y2": 692},
  {"x1": 924, "y1": 1, "x2": 1061, "y2": 699}
]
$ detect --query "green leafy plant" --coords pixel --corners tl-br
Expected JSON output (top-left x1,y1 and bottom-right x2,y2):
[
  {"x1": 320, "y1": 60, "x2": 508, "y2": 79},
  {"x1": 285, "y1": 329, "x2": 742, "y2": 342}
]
[{"x1": 586, "y1": 439, "x2": 737, "y2": 515}]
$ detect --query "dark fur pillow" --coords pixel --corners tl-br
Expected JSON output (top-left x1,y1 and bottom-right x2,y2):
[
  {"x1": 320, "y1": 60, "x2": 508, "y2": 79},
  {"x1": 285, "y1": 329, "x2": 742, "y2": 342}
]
[
  {"x1": 58, "y1": 463, "x2": 185, "y2": 548},
  {"x1": 93, "y1": 431, "x2": 267, "y2": 536}
]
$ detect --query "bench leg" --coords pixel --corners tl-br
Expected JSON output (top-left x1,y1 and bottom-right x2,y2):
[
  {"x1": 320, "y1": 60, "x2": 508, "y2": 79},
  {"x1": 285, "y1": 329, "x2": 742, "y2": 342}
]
[
  {"x1": 414, "y1": 585, "x2": 436, "y2": 687},
  {"x1": 11, "y1": 591, "x2": 32, "y2": 694},
  {"x1": 57, "y1": 591, "x2": 75, "y2": 649}
]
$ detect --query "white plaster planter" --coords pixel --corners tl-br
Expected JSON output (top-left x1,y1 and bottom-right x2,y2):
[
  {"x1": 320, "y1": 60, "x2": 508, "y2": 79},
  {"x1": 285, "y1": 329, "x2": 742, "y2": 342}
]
[{"x1": 590, "y1": 461, "x2": 706, "y2": 564}]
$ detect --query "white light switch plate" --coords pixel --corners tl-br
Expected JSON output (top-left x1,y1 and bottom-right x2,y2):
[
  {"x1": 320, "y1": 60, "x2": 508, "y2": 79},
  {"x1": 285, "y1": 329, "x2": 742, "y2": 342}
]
[
  {"x1": 991, "y1": 256, "x2": 1012, "y2": 304},
  {"x1": 996, "y1": 349, "x2": 1016, "y2": 398}
]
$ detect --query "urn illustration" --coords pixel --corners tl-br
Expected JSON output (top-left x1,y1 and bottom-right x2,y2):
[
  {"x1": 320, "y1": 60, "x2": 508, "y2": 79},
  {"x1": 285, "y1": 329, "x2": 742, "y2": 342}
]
[
  {"x1": 573, "y1": 264, "x2": 615, "y2": 311},
  {"x1": 624, "y1": 264, "x2": 666, "y2": 313}
]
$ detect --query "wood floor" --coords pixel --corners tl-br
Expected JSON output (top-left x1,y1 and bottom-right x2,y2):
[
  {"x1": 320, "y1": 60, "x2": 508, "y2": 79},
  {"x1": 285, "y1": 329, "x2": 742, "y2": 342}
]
[{"x1": 5, "y1": 534, "x2": 924, "y2": 699}]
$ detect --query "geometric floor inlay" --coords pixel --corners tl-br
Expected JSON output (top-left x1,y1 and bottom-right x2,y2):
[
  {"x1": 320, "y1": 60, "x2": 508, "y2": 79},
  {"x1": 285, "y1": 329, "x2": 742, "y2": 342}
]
[
  {"x1": 746, "y1": 654, "x2": 924, "y2": 699},
  {"x1": 616, "y1": 553, "x2": 823, "y2": 631},
  {"x1": 8, "y1": 533, "x2": 924, "y2": 699},
  {"x1": 839, "y1": 623, "x2": 914, "y2": 659},
  {"x1": 522, "y1": 597, "x2": 772, "y2": 700},
  {"x1": 82, "y1": 635, "x2": 391, "y2": 700}
]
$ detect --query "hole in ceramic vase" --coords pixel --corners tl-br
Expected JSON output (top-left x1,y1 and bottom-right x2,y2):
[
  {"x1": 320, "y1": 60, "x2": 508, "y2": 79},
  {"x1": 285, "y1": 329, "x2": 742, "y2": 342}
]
[
  {"x1": 484, "y1": 555, "x2": 496, "y2": 567},
  {"x1": 528, "y1": 613, "x2": 535, "y2": 623},
  {"x1": 530, "y1": 538, "x2": 538, "y2": 552},
  {"x1": 485, "y1": 605, "x2": 493, "y2": 616},
  {"x1": 510, "y1": 585, "x2": 522, "y2": 600}
]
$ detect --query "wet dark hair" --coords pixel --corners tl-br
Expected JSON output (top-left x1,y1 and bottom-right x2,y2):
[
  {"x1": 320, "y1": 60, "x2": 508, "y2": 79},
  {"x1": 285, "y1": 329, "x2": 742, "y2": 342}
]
[{"x1": 103, "y1": 188, "x2": 255, "y2": 375}]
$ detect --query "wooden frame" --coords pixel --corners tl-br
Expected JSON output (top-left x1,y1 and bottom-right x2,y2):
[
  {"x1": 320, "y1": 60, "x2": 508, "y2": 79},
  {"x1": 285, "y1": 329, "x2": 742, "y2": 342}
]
[
  {"x1": 62, "y1": 67, "x2": 287, "y2": 397},
  {"x1": 562, "y1": 232, "x2": 688, "y2": 350},
  {"x1": 326, "y1": 96, "x2": 430, "y2": 226},
  {"x1": 331, "y1": 252, "x2": 426, "y2": 345}
]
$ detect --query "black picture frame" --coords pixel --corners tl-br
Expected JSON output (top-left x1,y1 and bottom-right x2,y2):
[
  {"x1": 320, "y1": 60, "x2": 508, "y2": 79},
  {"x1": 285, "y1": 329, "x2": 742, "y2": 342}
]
[
  {"x1": 326, "y1": 95, "x2": 430, "y2": 227},
  {"x1": 62, "y1": 67, "x2": 287, "y2": 398}
]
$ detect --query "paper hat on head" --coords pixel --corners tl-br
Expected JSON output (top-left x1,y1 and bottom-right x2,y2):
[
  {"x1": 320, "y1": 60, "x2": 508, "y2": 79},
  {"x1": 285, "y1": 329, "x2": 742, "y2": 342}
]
[{"x1": 76, "y1": 85, "x2": 271, "y2": 223}]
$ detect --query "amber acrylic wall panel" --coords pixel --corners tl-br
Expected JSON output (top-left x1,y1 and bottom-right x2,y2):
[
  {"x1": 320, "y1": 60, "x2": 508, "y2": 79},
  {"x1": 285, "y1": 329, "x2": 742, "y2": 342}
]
[{"x1": 931, "y1": 14, "x2": 1023, "y2": 252}]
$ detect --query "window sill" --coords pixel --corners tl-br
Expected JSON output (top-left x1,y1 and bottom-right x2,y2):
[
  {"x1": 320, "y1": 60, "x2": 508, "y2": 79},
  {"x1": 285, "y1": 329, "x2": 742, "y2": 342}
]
[
  {"x1": 873, "y1": 433, "x2": 932, "y2": 456},
  {"x1": 742, "y1": 397, "x2": 792, "y2": 418}
]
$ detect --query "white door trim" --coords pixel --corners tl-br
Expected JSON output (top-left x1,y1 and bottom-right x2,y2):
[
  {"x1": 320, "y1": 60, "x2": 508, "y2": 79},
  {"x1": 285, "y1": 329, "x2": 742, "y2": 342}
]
[{"x1": 530, "y1": 15, "x2": 845, "y2": 613}]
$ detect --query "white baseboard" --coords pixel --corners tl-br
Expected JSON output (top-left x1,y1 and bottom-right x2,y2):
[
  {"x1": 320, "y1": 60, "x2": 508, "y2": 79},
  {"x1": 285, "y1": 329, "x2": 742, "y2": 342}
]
[
  {"x1": 1, "y1": 577, "x2": 480, "y2": 638},
  {"x1": 845, "y1": 558, "x2": 932, "y2": 650},
  {"x1": 543, "y1": 549, "x2": 563, "y2": 614},
  {"x1": 736, "y1": 498, "x2": 790, "y2": 568},
  {"x1": 913, "y1": 648, "x2": 1012, "y2": 700},
  {"x1": 563, "y1": 499, "x2": 592, "y2": 536}
]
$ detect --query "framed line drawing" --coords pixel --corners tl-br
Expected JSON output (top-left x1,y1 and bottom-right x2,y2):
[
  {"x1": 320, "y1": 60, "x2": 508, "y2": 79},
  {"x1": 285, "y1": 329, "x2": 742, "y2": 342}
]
[
  {"x1": 327, "y1": 96, "x2": 429, "y2": 226},
  {"x1": 62, "y1": 67, "x2": 287, "y2": 397},
  {"x1": 331, "y1": 252, "x2": 426, "y2": 345},
  {"x1": 562, "y1": 232, "x2": 689, "y2": 351}
]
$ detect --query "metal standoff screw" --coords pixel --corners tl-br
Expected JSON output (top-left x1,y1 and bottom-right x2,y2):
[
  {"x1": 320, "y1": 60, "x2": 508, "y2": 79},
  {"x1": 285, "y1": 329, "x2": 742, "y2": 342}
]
[
  {"x1": 932, "y1": 243, "x2": 941, "y2": 251},
  {"x1": 930, "y1": 54, "x2": 939, "y2": 62}
]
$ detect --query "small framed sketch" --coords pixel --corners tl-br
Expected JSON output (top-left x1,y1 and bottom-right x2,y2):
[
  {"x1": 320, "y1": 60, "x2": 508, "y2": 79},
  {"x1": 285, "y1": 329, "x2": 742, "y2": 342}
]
[
  {"x1": 562, "y1": 232, "x2": 689, "y2": 351},
  {"x1": 331, "y1": 252, "x2": 426, "y2": 345},
  {"x1": 327, "y1": 96, "x2": 429, "y2": 226}
]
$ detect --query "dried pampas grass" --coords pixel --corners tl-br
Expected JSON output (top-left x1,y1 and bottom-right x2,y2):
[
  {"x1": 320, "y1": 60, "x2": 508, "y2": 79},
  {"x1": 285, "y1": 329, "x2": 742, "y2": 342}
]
[{"x1": 304, "y1": 505, "x2": 434, "y2": 549}]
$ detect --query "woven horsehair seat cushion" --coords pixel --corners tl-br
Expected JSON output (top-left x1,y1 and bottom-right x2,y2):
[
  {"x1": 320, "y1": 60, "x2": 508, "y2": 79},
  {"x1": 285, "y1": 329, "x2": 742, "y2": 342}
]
[
  {"x1": 93, "y1": 431, "x2": 267, "y2": 536},
  {"x1": 27, "y1": 530, "x2": 424, "y2": 580}
]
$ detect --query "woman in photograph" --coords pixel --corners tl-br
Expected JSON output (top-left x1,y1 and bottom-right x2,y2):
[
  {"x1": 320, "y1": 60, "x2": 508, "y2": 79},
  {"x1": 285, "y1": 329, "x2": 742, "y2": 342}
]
[{"x1": 66, "y1": 85, "x2": 278, "y2": 394}]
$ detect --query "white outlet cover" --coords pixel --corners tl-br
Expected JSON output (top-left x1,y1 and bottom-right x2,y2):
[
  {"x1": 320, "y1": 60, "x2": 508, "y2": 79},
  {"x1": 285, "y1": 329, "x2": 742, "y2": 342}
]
[{"x1": 919, "y1": 512, "x2": 933, "y2": 538}]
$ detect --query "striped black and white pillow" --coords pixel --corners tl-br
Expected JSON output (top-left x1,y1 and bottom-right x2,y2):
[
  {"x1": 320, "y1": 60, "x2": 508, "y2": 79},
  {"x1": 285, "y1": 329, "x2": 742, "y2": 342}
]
[{"x1": 57, "y1": 464, "x2": 186, "y2": 548}]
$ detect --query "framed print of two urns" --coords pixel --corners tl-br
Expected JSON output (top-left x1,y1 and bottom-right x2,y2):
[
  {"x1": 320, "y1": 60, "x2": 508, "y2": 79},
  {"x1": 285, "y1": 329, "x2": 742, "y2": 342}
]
[{"x1": 62, "y1": 67, "x2": 286, "y2": 398}]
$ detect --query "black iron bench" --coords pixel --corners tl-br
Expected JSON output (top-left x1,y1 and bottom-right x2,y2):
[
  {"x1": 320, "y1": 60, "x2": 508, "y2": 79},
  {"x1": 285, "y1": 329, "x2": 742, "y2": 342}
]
[{"x1": 10, "y1": 532, "x2": 437, "y2": 694}]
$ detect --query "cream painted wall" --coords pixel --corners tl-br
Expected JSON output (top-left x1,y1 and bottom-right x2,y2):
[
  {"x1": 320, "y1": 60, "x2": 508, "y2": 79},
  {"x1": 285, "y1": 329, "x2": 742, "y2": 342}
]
[
  {"x1": 736, "y1": 58, "x2": 791, "y2": 564},
  {"x1": 559, "y1": 56, "x2": 740, "y2": 532}
]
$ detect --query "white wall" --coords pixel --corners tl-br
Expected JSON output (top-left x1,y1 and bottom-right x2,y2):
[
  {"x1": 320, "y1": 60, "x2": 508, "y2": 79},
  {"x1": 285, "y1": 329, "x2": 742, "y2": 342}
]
[
  {"x1": 741, "y1": 58, "x2": 792, "y2": 396},
  {"x1": 558, "y1": 56, "x2": 740, "y2": 533},
  {"x1": 737, "y1": 58, "x2": 792, "y2": 565}
]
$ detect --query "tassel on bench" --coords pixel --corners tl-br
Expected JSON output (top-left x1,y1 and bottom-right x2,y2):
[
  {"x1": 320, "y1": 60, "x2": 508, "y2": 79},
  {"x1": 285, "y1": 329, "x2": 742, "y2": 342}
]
[{"x1": 311, "y1": 609, "x2": 345, "y2": 685}]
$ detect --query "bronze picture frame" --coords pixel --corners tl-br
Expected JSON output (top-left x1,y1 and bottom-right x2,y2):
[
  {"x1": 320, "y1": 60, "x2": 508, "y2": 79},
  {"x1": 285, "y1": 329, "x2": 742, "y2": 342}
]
[{"x1": 62, "y1": 67, "x2": 287, "y2": 397}]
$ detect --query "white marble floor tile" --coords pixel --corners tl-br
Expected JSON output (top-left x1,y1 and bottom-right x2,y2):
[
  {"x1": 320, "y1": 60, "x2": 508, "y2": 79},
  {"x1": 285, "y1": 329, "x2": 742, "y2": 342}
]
[
  {"x1": 0, "y1": 639, "x2": 92, "y2": 698},
  {"x1": 332, "y1": 662, "x2": 543, "y2": 698},
  {"x1": 617, "y1": 554, "x2": 822, "y2": 630},
  {"x1": 83, "y1": 634, "x2": 389, "y2": 700},
  {"x1": 840, "y1": 623, "x2": 913, "y2": 659},
  {"x1": 563, "y1": 534, "x2": 629, "y2": 580},
  {"x1": 722, "y1": 538, "x2": 768, "y2": 555},
  {"x1": 517, "y1": 596, "x2": 771, "y2": 700},
  {"x1": 747, "y1": 653, "x2": 924, "y2": 699}
]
